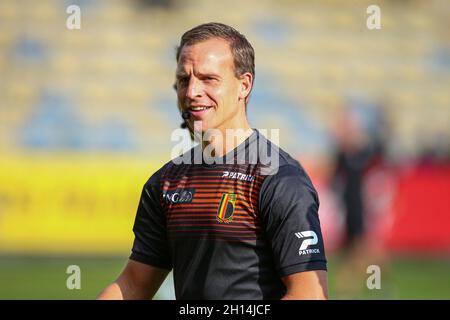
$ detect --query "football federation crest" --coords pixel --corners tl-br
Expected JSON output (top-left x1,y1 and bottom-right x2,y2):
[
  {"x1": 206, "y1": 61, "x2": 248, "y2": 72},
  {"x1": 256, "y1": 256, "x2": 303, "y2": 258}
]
[{"x1": 217, "y1": 193, "x2": 237, "y2": 223}]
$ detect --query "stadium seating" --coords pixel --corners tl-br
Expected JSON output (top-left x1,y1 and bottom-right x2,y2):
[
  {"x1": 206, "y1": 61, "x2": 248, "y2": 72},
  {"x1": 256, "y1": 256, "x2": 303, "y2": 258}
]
[{"x1": 0, "y1": 0, "x2": 449, "y2": 159}]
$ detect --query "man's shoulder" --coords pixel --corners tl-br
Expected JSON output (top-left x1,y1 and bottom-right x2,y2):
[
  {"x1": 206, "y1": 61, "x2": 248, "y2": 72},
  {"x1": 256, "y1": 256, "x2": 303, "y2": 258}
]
[
  {"x1": 255, "y1": 132, "x2": 317, "y2": 198},
  {"x1": 255, "y1": 130, "x2": 306, "y2": 176},
  {"x1": 144, "y1": 158, "x2": 180, "y2": 187},
  {"x1": 259, "y1": 160, "x2": 319, "y2": 208},
  {"x1": 144, "y1": 146, "x2": 200, "y2": 185}
]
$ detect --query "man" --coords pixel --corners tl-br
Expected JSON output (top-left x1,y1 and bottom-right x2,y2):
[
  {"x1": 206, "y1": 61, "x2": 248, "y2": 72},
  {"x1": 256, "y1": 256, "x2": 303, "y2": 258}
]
[{"x1": 98, "y1": 22, "x2": 327, "y2": 300}]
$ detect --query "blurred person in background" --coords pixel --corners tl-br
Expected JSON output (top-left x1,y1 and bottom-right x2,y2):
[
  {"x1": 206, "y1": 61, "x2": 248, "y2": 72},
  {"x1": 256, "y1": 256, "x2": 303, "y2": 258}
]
[
  {"x1": 331, "y1": 102, "x2": 392, "y2": 298},
  {"x1": 97, "y1": 22, "x2": 328, "y2": 300}
]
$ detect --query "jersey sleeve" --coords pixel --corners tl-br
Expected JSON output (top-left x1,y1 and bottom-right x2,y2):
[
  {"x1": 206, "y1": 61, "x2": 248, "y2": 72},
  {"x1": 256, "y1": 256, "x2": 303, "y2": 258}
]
[
  {"x1": 129, "y1": 167, "x2": 172, "y2": 270},
  {"x1": 259, "y1": 164, "x2": 327, "y2": 277}
]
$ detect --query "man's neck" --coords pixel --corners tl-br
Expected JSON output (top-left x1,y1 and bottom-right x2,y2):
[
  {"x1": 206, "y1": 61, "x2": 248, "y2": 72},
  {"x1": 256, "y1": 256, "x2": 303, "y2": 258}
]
[{"x1": 201, "y1": 122, "x2": 253, "y2": 158}]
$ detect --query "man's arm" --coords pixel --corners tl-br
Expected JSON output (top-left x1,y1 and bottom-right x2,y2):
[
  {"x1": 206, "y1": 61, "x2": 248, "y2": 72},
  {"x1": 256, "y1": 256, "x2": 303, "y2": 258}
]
[
  {"x1": 97, "y1": 259, "x2": 170, "y2": 300},
  {"x1": 281, "y1": 270, "x2": 328, "y2": 300}
]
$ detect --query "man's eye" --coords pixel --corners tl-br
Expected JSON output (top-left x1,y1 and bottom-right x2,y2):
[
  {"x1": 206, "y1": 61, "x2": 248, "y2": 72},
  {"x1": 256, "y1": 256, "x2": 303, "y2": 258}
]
[{"x1": 177, "y1": 78, "x2": 188, "y2": 85}]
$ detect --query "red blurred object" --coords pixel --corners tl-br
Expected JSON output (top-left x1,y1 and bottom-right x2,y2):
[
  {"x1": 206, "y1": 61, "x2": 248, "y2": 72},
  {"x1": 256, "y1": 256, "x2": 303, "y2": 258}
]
[{"x1": 386, "y1": 164, "x2": 450, "y2": 255}]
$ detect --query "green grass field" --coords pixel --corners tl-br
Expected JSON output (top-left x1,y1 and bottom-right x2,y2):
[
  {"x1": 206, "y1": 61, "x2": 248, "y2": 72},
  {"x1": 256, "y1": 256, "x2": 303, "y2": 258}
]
[{"x1": 0, "y1": 254, "x2": 449, "y2": 299}]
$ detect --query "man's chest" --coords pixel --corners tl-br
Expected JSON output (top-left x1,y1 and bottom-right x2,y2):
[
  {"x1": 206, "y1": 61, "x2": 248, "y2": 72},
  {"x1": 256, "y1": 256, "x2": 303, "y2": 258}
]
[{"x1": 160, "y1": 165, "x2": 264, "y2": 241}]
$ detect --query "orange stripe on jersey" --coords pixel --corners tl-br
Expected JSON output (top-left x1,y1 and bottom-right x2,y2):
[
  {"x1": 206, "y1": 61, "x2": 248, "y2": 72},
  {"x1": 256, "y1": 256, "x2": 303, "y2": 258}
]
[
  {"x1": 163, "y1": 177, "x2": 264, "y2": 184},
  {"x1": 164, "y1": 183, "x2": 259, "y2": 192}
]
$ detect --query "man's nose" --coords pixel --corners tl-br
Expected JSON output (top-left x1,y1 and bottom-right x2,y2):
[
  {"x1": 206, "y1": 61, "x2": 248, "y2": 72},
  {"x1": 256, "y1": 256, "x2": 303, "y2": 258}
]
[{"x1": 186, "y1": 77, "x2": 203, "y2": 100}]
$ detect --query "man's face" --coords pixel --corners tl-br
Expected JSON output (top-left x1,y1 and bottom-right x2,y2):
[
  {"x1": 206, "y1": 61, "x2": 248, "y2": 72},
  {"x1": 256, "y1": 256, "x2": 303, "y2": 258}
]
[{"x1": 176, "y1": 37, "x2": 249, "y2": 133}]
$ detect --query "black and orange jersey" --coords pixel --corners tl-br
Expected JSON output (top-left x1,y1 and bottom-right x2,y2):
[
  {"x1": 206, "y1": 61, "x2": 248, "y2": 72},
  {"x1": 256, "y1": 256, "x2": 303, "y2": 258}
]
[{"x1": 130, "y1": 130, "x2": 327, "y2": 299}]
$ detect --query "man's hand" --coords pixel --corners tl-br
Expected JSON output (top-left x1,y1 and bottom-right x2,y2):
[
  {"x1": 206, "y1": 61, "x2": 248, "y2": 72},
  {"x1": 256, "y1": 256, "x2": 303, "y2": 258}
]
[
  {"x1": 97, "y1": 259, "x2": 170, "y2": 300},
  {"x1": 281, "y1": 270, "x2": 328, "y2": 300}
]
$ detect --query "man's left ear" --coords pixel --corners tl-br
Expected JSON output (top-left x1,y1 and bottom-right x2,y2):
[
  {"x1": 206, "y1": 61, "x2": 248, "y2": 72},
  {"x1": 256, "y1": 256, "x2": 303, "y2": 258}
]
[{"x1": 239, "y1": 72, "x2": 253, "y2": 101}]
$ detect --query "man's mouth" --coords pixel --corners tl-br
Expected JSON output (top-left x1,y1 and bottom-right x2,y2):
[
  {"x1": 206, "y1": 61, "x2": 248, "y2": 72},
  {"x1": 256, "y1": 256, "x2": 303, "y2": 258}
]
[
  {"x1": 189, "y1": 106, "x2": 213, "y2": 111},
  {"x1": 188, "y1": 105, "x2": 213, "y2": 118}
]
